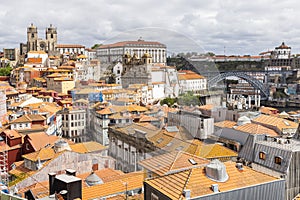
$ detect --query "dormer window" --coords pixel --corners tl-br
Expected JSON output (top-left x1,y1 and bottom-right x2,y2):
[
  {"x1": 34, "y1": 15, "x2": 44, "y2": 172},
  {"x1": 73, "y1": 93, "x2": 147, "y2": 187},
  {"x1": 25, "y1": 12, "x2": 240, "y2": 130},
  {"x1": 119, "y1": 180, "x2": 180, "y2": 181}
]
[
  {"x1": 259, "y1": 151, "x2": 266, "y2": 160},
  {"x1": 275, "y1": 156, "x2": 282, "y2": 165}
]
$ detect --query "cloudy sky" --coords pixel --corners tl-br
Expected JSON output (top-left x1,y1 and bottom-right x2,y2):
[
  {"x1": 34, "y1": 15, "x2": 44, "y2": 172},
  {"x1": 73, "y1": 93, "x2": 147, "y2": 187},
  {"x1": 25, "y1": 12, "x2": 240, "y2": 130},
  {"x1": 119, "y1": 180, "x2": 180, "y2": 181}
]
[{"x1": 1, "y1": 0, "x2": 300, "y2": 55}]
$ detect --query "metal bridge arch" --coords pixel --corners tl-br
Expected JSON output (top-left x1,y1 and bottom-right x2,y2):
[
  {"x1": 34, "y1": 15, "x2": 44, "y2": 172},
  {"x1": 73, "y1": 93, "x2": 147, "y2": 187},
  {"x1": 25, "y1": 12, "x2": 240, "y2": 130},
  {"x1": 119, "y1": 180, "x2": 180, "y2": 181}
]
[{"x1": 208, "y1": 71, "x2": 269, "y2": 98}]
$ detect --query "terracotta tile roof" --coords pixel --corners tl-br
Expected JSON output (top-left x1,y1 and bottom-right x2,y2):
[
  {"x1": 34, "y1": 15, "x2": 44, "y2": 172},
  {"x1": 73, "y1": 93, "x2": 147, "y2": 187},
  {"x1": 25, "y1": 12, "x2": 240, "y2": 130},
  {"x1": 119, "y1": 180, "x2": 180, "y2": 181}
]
[
  {"x1": 145, "y1": 161, "x2": 280, "y2": 199},
  {"x1": 106, "y1": 194, "x2": 144, "y2": 200},
  {"x1": 82, "y1": 171, "x2": 144, "y2": 199},
  {"x1": 28, "y1": 51, "x2": 47, "y2": 54},
  {"x1": 189, "y1": 139, "x2": 237, "y2": 159},
  {"x1": 27, "y1": 58, "x2": 42, "y2": 64},
  {"x1": 127, "y1": 105, "x2": 148, "y2": 112},
  {"x1": 3, "y1": 129, "x2": 22, "y2": 139},
  {"x1": 97, "y1": 107, "x2": 116, "y2": 115},
  {"x1": 214, "y1": 120, "x2": 237, "y2": 128},
  {"x1": 252, "y1": 114, "x2": 298, "y2": 132},
  {"x1": 27, "y1": 114, "x2": 46, "y2": 121},
  {"x1": 135, "y1": 123, "x2": 159, "y2": 131},
  {"x1": 198, "y1": 104, "x2": 214, "y2": 111},
  {"x1": 9, "y1": 160, "x2": 36, "y2": 178},
  {"x1": 259, "y1": 106, "x2": 279, "y2": 115},
  {"x1": 57, "y1": 44, "x2": 85, "y2": 48},
  {"x1": 147, "y1": 129, "x2": 198, "y2": 154},
  {"x1": 77, "y1": 168, "x2": 124, "y2": 185},
  {"x1": 178, "y1": 72, "x2": 205, "y2": 80},
  {"x1": 18, "y1": 180, "x2": 49, "y2": 199},
  {"x1": 235, "y1": 123, "x2": 278, "y2": 136},
  {"x1": 22, "y1": 147, "x2": 55, "y2": 162},
  {"x1": 47, "y1": 73, "x2": 67, "y2": 78},
  {"x1": 114, "y1": 123, "x2": 160, "y2": 136},
  {"x1": 70, "y1": 141, "x2": 107, "y2": 153},
  {"x1": 108, "y1": 112, "x2": 132, "y2": 120},
  {"x1": 139, "y1": 151, "x2": 209, "y2": 176},
  {"x1": 10, "y1": 115, "x2": 31, "y2": 124},
  {"x1": 139, "y1": 115, "x2": 159, "y2": 122},
  {"x1": 25, "y1": 132, "x2": 61, "y2": 151}
]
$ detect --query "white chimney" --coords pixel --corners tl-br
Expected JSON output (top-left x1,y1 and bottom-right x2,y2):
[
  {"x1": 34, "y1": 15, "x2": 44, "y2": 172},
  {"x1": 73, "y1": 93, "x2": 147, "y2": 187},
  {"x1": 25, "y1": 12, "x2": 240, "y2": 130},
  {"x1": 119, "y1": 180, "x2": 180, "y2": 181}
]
[
  {"x1": 183, "y1": 189, "x2": 191, "y2": 199},
  {"x1": 211, "y1": 184, "x2": 219, "y2": 193},
  {"x1": 236, "y1": 163, "x2": 243, "y2": 171}
]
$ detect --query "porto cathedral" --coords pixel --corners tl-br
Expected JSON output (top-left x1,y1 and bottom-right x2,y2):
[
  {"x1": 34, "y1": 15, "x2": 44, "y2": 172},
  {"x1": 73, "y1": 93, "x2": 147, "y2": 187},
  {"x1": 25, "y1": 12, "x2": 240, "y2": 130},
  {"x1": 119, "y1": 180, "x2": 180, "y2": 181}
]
[{"x1": 20, "y1": 23, "x2": 58, "y2": 56}]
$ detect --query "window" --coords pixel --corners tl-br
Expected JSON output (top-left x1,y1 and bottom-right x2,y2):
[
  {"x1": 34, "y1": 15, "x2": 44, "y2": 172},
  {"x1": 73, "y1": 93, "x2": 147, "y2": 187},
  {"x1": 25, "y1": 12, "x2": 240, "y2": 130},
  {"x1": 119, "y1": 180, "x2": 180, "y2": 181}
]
[
  {"x1": 151, "y1": 193, "x2": 159, "y2": 200},
  {"x1": 259, "y1": 152, "x2": 266, "y2": 160},
  {"x1": 275, "y1": 156, "x2": 282, "y2": 165}
]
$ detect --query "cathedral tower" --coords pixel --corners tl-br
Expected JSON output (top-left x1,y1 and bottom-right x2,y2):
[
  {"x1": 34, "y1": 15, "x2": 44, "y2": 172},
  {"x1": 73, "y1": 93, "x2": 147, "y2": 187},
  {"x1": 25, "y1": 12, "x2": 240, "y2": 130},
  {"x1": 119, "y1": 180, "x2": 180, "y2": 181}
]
[
  {"x1": 27, "y1": 23, "x2": 38, "y2": 51},
  {"x1": 46, "y1": 24, "x2": 57, "y2": 52}
]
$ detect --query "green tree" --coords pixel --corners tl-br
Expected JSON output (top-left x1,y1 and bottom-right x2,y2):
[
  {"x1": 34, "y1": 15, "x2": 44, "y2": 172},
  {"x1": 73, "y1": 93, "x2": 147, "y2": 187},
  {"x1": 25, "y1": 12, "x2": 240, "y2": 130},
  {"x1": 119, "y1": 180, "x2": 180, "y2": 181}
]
[
  {"x1": 0, "y1": 66, "x2": 12, "y2": 76},
  {"x1": 177, "y1": 91, "x2": 200, "y2": 106},
  {"x1": 91, "y1": 44, "x2": 102, "y2": 49},
  {"x1": 160, "y1": 97, "x2": 177, "y2": 106}
]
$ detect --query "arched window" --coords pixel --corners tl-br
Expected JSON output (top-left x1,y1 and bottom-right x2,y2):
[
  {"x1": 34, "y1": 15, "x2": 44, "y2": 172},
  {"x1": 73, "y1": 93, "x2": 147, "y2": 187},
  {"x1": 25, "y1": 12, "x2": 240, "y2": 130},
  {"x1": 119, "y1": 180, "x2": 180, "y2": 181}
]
[
  {"x1": 275, "y1": 156, "x2": 282, "y2": 165},
  {"x1": 259, "y1": 151, "x2": 266, "y2": 160}
]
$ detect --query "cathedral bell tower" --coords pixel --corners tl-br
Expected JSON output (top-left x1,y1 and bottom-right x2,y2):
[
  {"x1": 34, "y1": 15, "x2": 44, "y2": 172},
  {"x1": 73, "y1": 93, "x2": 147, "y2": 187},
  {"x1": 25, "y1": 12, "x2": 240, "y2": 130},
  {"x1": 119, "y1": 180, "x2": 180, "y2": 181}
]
[
  {"x1": 46, "y1": 24, "x2": 57, "y2": 53},
  {"x1": 27, "y1": 23, "x2": 38, "y2": 51}
]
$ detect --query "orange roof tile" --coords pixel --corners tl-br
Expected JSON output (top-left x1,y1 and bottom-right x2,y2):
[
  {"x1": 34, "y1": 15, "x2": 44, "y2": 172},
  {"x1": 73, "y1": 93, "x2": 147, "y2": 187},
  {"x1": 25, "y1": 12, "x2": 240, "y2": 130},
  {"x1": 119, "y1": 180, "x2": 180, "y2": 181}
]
[
  {"x1": 145, "y1": 161, "x2": 280, "y2": 199},
  {"x1": 214, "y1": 120, "x2": 237, "y2": 128},
  {"x1": 22, "y1": 147, "x2": 55, "y2": 162},
  {"x1": 252, "y1": 114, "x2": 298, "y2": 132},
  {"x1": 139, "y1": 151, "x2": 209, "y2": 176},
  {"x1": 198, "y1": 104, "x2": 214, "y2": 111},
  {"x1": 70, "y1": 141, "x2": 107, "y2": 153},
  {"x1": 82, "y1": 171, "x2": 144, "y2": 199},
  {"x1": 235, "y1": 123, "x2": 278, "y2": 136},
  {"x1": 26, "y1": 132, "x2": 61, "y2": 151},
  {"x1": 189, "y1": 139, "x2": 237, "y2": 159}
]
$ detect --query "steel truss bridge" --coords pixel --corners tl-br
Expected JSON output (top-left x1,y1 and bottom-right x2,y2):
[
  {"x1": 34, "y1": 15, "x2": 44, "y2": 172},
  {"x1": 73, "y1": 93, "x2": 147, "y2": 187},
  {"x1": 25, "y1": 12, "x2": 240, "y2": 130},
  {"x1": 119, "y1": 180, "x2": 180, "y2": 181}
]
[{"x1": 206, "y1": 70, "x2": 295, "y2": 99}]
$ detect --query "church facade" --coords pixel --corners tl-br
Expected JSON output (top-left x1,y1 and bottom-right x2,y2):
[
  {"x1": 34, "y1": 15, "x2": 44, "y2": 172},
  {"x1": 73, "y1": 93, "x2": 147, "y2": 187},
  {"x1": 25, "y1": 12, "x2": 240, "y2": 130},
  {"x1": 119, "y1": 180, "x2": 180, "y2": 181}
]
[{"x1": 20, "y1": 23, "x2": 58, "y2": 56}]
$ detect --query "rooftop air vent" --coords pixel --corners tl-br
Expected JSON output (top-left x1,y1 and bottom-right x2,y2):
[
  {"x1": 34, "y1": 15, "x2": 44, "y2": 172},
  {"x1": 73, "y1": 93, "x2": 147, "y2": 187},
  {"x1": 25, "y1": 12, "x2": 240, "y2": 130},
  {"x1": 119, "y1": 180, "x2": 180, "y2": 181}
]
[
  {"x1": 188, "y1": 158, "x2": 197, "y2": 165},
  {"x1": 205, "y1": 159, "x2": 229, "y2": 182},
  {"x1": 236, "y1": 163, "x2": 243, "y2": 171}
]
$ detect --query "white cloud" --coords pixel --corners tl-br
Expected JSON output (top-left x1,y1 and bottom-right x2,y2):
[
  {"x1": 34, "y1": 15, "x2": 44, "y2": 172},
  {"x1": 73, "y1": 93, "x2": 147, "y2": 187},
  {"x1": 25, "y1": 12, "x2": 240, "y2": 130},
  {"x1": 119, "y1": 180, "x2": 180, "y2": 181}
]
[{"x1": 1, "y1": 0, "x2": 300, "y2": 55}]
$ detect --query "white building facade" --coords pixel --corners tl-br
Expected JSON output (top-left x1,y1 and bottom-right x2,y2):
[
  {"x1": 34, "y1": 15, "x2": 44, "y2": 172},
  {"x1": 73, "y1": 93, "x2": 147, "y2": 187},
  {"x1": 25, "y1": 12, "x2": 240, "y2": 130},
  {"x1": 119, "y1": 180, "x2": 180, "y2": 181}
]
[
  {"x1": 178, "y1": 70, "x2": 207, "y2": 94},
  {"x1": 96, "y1": 39, "x2": 167, "y2": 64}
]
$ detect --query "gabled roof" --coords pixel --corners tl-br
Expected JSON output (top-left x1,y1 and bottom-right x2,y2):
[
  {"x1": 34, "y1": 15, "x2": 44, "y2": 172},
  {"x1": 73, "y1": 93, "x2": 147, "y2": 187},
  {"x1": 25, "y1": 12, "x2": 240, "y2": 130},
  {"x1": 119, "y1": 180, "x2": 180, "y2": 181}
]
[
  {"x1": 70, "y1": 141, "x2": 107, "y2": 154},
  {"x1": 214, "y1": 120, "x2": 237, "y2": 128},
  {"x1": 235, "y1": 123, "x2": 278, "y2": 136},
  {"x1": 139, "y1": 151, "x2": 209, "y2": 176},
  {"x1": 10, "y1": 115, "x2": 32, "y2": 124},
  {"x1": 82, "y1": 171, "x2": 144, "y2": 199},
  {"x1": 189, "y1": 139, "x2": 238, "y2": 159},
  {"x1": 25, "y1": 132, "x2": 62, "y2": 151},
  {"x1": 139, "y1": 115, "x2": 159, "y2": 122},
  {"x1": 22, "y1": 147, "x2": 55, "y2": 162},
  {"x1": 252, "y1": 114, "x2": 298, "y2": 131},
  {"x1": 10, "y1": 114, "x2": 46, "y2": 124},
  {"x1": 3, "y1": 129, "x2": 22, "y2": 139},
  {"x1": 145, "y1": 161, "x2": 281, "y2": 199}
]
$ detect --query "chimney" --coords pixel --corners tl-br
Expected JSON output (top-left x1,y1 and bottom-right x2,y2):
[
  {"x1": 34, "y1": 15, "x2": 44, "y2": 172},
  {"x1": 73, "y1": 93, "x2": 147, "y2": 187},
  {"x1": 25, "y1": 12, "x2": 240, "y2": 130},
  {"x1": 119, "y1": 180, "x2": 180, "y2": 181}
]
[
  {"x1": 211, "y1": 184, "x2": 219, "y2": 193},
  {"x1": 183, "y1": 189, "x2": 191, "y2": 199},
  {"x1": 48, "y1": 172, "x2": 56, "y2": 195},
  {"x1": 236, "y1": 163, "x2": 243, "y2": 171},
  {"x1": 65, "y1": 169, "x2": 76, "y2": 176}
]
